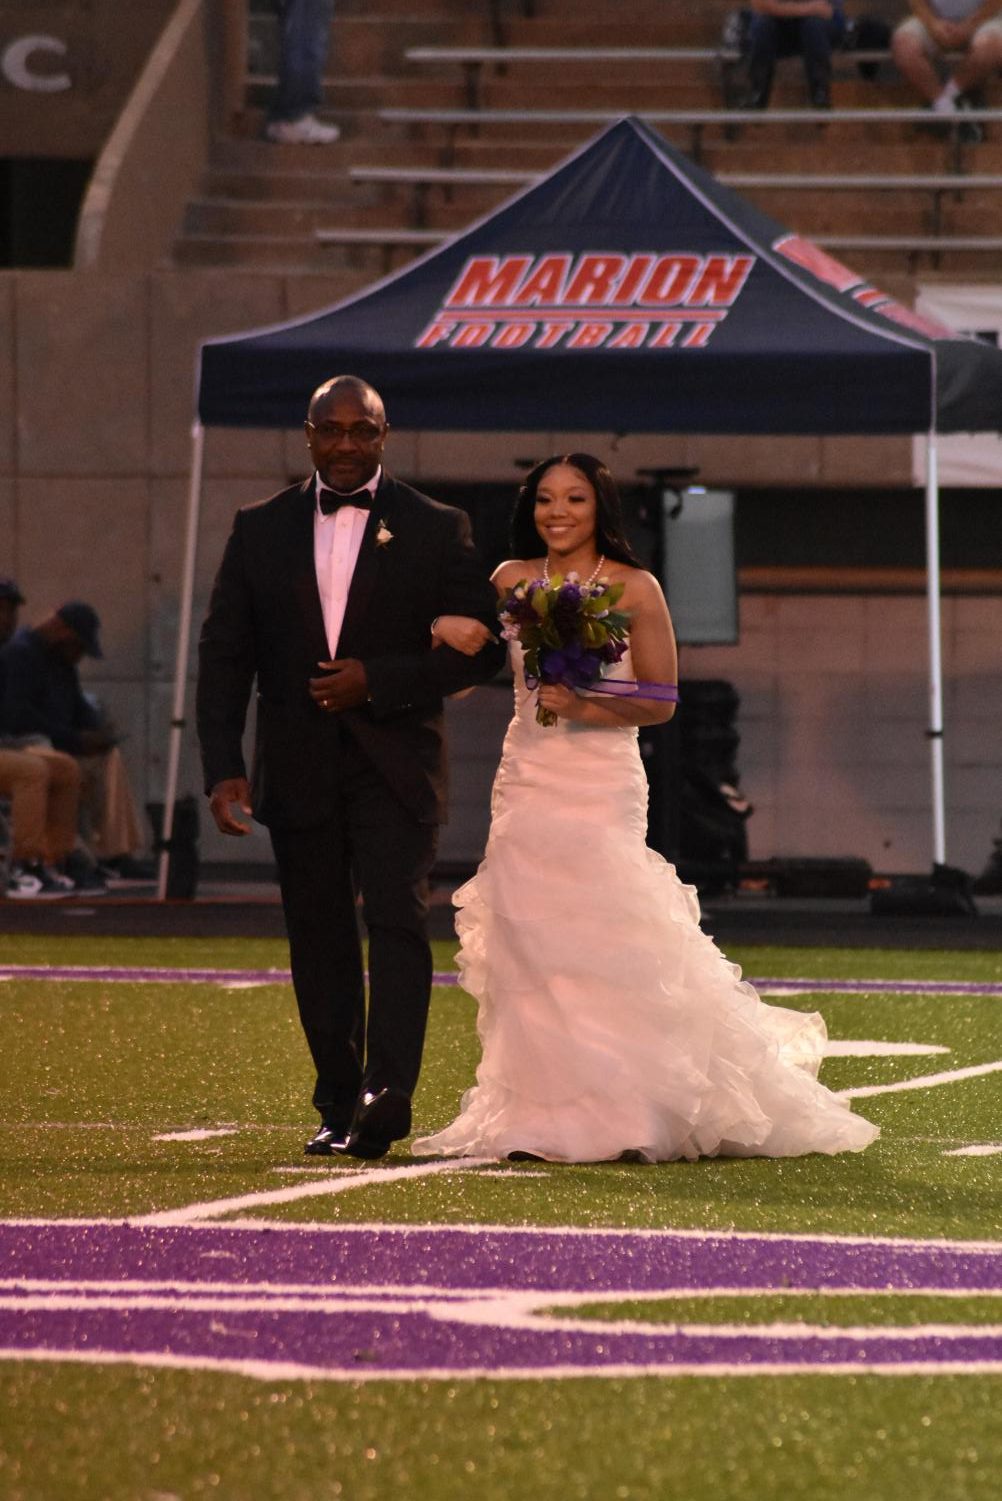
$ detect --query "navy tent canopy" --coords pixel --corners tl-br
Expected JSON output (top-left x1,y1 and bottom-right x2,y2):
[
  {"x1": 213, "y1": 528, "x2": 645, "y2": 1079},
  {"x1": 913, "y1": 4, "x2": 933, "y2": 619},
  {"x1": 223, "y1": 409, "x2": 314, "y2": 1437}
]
[{"x1": 196, "y1": 116, "x2": 1002, "y2": 436}]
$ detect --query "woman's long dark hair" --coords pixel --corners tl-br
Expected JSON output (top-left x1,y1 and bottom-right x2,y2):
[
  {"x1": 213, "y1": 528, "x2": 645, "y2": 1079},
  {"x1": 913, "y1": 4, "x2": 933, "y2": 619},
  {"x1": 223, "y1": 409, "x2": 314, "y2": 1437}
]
[{"x1": 510, "y1": 453, "x2": 641, "y2": 567}]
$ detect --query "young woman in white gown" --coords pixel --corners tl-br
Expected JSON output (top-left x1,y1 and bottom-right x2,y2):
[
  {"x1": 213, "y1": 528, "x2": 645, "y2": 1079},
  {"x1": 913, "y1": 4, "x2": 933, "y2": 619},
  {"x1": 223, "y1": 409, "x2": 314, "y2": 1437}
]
[{"x1": 414, "y1": 454, "x2": 879, "y2": 1164}]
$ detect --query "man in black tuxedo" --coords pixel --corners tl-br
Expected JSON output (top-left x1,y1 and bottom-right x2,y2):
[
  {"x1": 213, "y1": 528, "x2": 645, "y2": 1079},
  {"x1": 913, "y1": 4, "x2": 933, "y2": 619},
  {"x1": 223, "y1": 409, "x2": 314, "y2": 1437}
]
[{"x1": 197, "y1": 375, "x2": 504, "y2": 1159}]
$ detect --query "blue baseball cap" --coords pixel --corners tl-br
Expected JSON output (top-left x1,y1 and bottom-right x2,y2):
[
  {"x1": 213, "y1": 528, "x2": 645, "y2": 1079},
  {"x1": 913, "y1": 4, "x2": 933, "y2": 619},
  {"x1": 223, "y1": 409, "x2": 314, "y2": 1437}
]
[{"x1": 56, "y1": 600, "x2": 103, "y2": 658}]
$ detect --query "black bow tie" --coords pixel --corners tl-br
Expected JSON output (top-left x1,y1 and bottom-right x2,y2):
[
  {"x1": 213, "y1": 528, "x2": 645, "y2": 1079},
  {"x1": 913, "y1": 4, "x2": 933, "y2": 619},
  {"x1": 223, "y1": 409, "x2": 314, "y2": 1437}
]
[{"x1": 318, "y1": 486, "x2": 373, "y2": 515}]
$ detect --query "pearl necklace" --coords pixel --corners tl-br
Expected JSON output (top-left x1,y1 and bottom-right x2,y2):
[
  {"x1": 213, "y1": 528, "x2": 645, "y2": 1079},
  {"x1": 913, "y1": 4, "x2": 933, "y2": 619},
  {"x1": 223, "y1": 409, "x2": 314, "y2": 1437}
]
[{"x1": 543, "y1": 553, "x2": 605, "y2": 587}]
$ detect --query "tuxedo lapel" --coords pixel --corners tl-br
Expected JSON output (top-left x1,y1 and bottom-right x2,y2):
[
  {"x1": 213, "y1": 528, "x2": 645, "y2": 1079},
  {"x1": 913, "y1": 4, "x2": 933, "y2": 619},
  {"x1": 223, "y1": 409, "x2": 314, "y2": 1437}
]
[
  {"x1": 336, "y1": 479, "x2": 395, "y2": 654},
  {"x1": 289, "y1": 478, "x2": 329, "y2": 659}
]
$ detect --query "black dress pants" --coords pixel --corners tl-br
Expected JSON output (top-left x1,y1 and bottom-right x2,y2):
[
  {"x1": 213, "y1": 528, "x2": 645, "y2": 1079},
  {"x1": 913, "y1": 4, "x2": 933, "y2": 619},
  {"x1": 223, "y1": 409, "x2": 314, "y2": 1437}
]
[{"x1": 270, "y1": 736, "x2": 437, "y2": 1121}]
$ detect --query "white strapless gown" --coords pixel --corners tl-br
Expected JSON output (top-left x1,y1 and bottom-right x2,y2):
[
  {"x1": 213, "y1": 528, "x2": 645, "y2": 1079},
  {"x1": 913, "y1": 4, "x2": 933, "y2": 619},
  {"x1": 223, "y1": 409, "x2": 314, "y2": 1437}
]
[{"x1": 413, "y1": 649, "x2": 879, "y2": 1164}]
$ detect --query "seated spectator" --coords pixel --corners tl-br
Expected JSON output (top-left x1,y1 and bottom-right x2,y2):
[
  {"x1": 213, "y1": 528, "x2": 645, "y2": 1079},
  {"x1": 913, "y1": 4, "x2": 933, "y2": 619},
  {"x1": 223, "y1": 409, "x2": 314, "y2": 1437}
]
[
  {"x1": 892, "y1": 0, "x2": 1002, "y2": 133},
  {"x1": 0, "y1": 742, "x2": 82, "y2": 898},
  {"x1": 0, "y1": 601, "x2": 149, "y2": 881},
  {"x1": 747, "y1": 0, "x2": 847, "y2": 109},
  {"x1": 0, "y1": 578, "x2": 83, "y2": 898}
]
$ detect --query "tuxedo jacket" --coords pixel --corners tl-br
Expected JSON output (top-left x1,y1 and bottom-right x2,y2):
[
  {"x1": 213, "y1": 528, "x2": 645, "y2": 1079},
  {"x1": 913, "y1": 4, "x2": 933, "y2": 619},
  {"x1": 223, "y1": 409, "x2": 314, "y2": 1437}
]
[{"x1": 196, "y1": 473, "x2": 505, "y2": 828}]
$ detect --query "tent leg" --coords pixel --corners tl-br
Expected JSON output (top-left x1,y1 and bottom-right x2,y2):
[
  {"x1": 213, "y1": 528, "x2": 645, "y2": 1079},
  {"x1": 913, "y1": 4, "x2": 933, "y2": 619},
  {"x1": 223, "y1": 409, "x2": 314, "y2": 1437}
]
[
  {"x1": 157, "y1": 420, "x2": 205, "y2": 900},
  {"x1": 924, "y1": 430, "x2": 946, "y2": 867}
]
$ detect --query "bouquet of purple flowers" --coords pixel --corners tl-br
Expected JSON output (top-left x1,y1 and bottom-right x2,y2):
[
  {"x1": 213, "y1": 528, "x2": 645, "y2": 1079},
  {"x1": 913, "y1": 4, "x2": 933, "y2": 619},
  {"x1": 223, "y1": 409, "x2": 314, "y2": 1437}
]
[{"x1": 498, "y1": 571, "x2": 631, "y2": 726}]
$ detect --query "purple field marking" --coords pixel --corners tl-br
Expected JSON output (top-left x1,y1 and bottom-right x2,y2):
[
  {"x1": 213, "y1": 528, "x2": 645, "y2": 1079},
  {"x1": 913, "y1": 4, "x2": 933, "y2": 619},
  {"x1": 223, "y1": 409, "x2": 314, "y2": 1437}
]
[
  {"x1": 5, "y1": 965, "x2": 1002, "y2": 995},
  {"x1": 3, "y1": 1223, "x2": 999, "y2": 1293},
  {"x1": 0, "y1": 1222, "x2": 999, "y2": 1379},
  {"x1": 7, "y1": 1224, "x2": 1002, "y2": 1287},
  {"x1": 0, "y1": 966, "x2": 293, "y2": 985},
  {"x1": 3, "y1": 1304, "x2": 999, "y2": 1377}
]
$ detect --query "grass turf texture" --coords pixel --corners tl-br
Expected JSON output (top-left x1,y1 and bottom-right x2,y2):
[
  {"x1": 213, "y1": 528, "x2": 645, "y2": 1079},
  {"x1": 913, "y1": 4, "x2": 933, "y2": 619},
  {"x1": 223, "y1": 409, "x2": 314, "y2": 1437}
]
[
  {"x1": 1, "y1": 937, "x2": 999, "y2": 1236},
  {"x1": 0, "y1": 935, "x2": 999, "y2": 1499},
  {"x1": 0, "y1": 1369, "x2": 997, "y2": 1501},
  {"x1": 548, "y1": 1293, "x2": 1002, "y2": 1326}
]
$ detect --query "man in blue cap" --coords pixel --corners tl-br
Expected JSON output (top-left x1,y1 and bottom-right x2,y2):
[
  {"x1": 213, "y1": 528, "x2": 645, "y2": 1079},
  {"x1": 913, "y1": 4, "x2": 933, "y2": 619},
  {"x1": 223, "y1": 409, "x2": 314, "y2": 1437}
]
[
  {"x1": 0, "y1": 600, "x2": 147, "y2": 880},
  {"x1": 1, "y1": 601, "x2": 110, "y2": 749}
]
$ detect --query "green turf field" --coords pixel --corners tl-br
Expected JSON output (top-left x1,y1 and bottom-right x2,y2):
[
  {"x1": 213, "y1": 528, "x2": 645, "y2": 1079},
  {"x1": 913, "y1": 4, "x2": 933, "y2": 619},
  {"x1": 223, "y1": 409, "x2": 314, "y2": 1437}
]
[{"x1": 0, "y1": 934, "x2": 999, "y2": 1500}]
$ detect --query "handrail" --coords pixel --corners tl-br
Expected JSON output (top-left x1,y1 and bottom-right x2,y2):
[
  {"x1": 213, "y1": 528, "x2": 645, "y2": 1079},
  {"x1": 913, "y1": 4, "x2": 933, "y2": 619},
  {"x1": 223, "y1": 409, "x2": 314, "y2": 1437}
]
[
  {"x1": 349, "y1": 163, "x2": 1002, "y2": 232},
  {"x1": 378, "y1": 105, "x2": 1002, "y2": 168},
  {"x1": 380, "y1": 105, "x2": 1002, "y2": 124},
  {"x1": 406, "y1": 45, "x2": 893, "y2": 60},
  {"x1": 348, "y1": 162, "x2": 1002, "y2": 235},
  {"x1": 723, "y1": 173, "x2": 1002, "y2": 189},
  {"x1": 351, "y1": 166, "x2": 1002, "y2": 190},
  {"x1": 404, "y1": 43, "x2": 896, "y2": 107},
  {"x1": 408, "y1": 46, "x2": 735, "y2": 61},
  {"x1": 316, "y1": 224, "x2": 1002, "y2": 254},
  {"x1": 75, "y1": 0, "x2": 210, "y2": 271}
]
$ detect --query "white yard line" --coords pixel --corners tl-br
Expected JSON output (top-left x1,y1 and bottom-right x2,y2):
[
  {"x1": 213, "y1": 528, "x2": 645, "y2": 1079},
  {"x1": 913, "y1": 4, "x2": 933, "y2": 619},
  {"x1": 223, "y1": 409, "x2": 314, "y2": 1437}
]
[
  {"x1": 134, "y1": 1158, "x2": 492, "y2": 1225},
  {"x1": 3, "y1": 1214, "x2": 1000, "y2": 1255},
  {"x1": 7, "y1": 1279, "x2": 995, "y2": 1301},
  {"x1": 823, "y1": 1041, "x2": 948, "y2": 1057},
  {"x1": 1, "y1": 1346, "x2": 998, "y2": 1382},
  {"x1": 838, "y1": 1059, "x2": 1002, "y2": 1099}
]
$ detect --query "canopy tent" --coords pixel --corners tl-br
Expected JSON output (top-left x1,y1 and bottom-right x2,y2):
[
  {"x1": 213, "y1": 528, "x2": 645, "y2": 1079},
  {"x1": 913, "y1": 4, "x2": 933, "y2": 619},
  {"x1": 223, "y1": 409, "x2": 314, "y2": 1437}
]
[{"x1": 162, "y1": 117, "x2": 1002, "y2": 894}]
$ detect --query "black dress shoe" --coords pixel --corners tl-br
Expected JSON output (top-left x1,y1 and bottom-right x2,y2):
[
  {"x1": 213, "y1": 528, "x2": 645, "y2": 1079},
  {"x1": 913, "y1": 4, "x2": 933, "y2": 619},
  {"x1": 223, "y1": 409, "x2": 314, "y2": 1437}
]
[
  {"x1": 304, "y1": 1121, "x2": 350, "y2": 1156},
  {"x1": 335, "y1": 1088, "x2": 411, "y2": 1161}
]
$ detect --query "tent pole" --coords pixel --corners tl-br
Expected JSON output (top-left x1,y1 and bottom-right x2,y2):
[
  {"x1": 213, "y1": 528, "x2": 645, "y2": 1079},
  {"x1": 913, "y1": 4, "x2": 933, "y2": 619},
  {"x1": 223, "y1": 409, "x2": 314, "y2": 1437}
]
[
  {"x1": 157, "y1": 420, "x2": 205, "y2": 901},
  {"x1": 924, "y1": 429, "x2": 946, "y2": 867}
]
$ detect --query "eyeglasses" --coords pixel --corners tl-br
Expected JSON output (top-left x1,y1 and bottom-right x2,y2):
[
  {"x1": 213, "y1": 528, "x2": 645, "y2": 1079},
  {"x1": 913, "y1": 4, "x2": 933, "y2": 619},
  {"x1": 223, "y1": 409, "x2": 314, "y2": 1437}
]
[{"x1": 307, "y1": 420, "x2": 384, "y2": 444}]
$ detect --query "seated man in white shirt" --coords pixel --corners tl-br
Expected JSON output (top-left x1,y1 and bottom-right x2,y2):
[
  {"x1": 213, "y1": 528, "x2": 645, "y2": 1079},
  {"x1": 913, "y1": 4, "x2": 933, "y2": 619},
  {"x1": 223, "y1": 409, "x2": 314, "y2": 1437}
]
[{"x1": 893, "y1": 0, "x2": 1002, "y2": 131}]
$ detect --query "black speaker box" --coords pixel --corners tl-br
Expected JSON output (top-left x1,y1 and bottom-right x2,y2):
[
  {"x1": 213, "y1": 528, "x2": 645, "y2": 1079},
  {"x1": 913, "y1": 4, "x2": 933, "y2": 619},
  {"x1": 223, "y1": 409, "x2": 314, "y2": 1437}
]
[
  {"x1": 746, "y1": 856, "x2": 873, "y2": 899},
  {"x1": 147, "y1": 796, "x2": 200, "y2": 901},
  {"x1": 869, "y1": 864, "x2": 978, "y2": 917}
]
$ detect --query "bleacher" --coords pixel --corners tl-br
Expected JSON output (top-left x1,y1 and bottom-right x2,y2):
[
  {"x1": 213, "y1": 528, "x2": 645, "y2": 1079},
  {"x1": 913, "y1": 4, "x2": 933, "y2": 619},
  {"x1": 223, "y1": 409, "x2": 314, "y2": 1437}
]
[{"x1": 174, "y1": 0, "x2": 1002, "y2": 278}]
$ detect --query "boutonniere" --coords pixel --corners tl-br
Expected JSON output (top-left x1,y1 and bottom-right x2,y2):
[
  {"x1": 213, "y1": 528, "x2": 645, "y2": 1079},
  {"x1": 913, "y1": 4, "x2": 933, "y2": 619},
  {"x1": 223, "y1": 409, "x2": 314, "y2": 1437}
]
[{"x1": 375, "y1": 519, "x2": 393, "y2": 548}]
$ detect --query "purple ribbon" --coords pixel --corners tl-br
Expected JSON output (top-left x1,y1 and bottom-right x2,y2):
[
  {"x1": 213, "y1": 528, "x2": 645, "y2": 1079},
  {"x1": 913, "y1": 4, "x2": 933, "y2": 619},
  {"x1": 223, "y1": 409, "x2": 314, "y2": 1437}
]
[
  {"x1": 525, "y1": 674, "x2": 679, "y2": 702},
  {"x1": 590, "y1": 679, "x2": 680, "y2": 702}
]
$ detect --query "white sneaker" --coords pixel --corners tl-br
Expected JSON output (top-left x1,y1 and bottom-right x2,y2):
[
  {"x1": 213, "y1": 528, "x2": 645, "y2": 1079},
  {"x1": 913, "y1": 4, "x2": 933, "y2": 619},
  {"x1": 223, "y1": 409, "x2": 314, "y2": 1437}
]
[
  {"x1": 13, "y1": 860, "x2": 74, "y2": 898},
  {"x1": 7, "y1": 864, "x2": 47, "y2": 900},
  {"x1": 265, "y1": 114, "x2": 340, "y2": 145}
]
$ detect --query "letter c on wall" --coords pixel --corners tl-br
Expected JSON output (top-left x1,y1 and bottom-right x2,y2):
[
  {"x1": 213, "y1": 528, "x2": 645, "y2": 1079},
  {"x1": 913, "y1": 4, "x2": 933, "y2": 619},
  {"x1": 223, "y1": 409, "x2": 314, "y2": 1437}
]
[{"x1": 2, "y1": 35, "x2": 72, "y2": 92}]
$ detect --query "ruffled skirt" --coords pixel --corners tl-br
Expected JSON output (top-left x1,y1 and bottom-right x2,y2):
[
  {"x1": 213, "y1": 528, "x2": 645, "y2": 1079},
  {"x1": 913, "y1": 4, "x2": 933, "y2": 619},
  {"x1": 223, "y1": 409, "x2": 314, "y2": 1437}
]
[{"x1": 414, "y1": 708, "x2": 878, "y2": 1164}]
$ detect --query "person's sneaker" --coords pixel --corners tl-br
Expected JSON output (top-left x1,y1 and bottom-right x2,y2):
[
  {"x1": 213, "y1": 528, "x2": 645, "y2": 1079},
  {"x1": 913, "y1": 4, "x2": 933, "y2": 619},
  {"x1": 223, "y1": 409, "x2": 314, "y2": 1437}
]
[
  {"x1": 8, "y1": 861, "x2": 69, "y2": 899},
  {"x1": 6, "y1": 864, "x2": 43, "y2": 899},
  {"x1": 264, "y1": 114, "x2": 340, "y2": 145}
]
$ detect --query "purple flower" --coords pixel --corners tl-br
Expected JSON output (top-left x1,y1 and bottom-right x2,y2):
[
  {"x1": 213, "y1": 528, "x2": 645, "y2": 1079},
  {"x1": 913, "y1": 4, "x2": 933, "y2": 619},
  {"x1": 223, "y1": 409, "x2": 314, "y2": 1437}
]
[{"x1": 540, "y1": 642, "x2": 603, "y2": 689}]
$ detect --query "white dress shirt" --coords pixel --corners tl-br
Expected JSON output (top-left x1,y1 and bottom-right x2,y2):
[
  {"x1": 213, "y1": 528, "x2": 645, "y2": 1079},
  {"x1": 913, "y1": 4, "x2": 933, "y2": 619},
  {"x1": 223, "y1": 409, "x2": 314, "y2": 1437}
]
[{"x1": 313, "y1": 467, "x2": 382, "y2": 658}]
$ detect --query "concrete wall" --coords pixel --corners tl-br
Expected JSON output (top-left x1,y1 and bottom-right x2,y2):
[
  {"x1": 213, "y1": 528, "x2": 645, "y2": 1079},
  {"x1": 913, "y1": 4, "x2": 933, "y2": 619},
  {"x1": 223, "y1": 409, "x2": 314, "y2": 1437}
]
[
  {"x1": 0, "y1": 1, "x2": 175, "y2": 158},
  {"x1": 1, "y1": 266, "x2": 998, "y2": 876},
  {"x1": 682, "y1": 592, "x2": 1002, "y2": 877}
]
